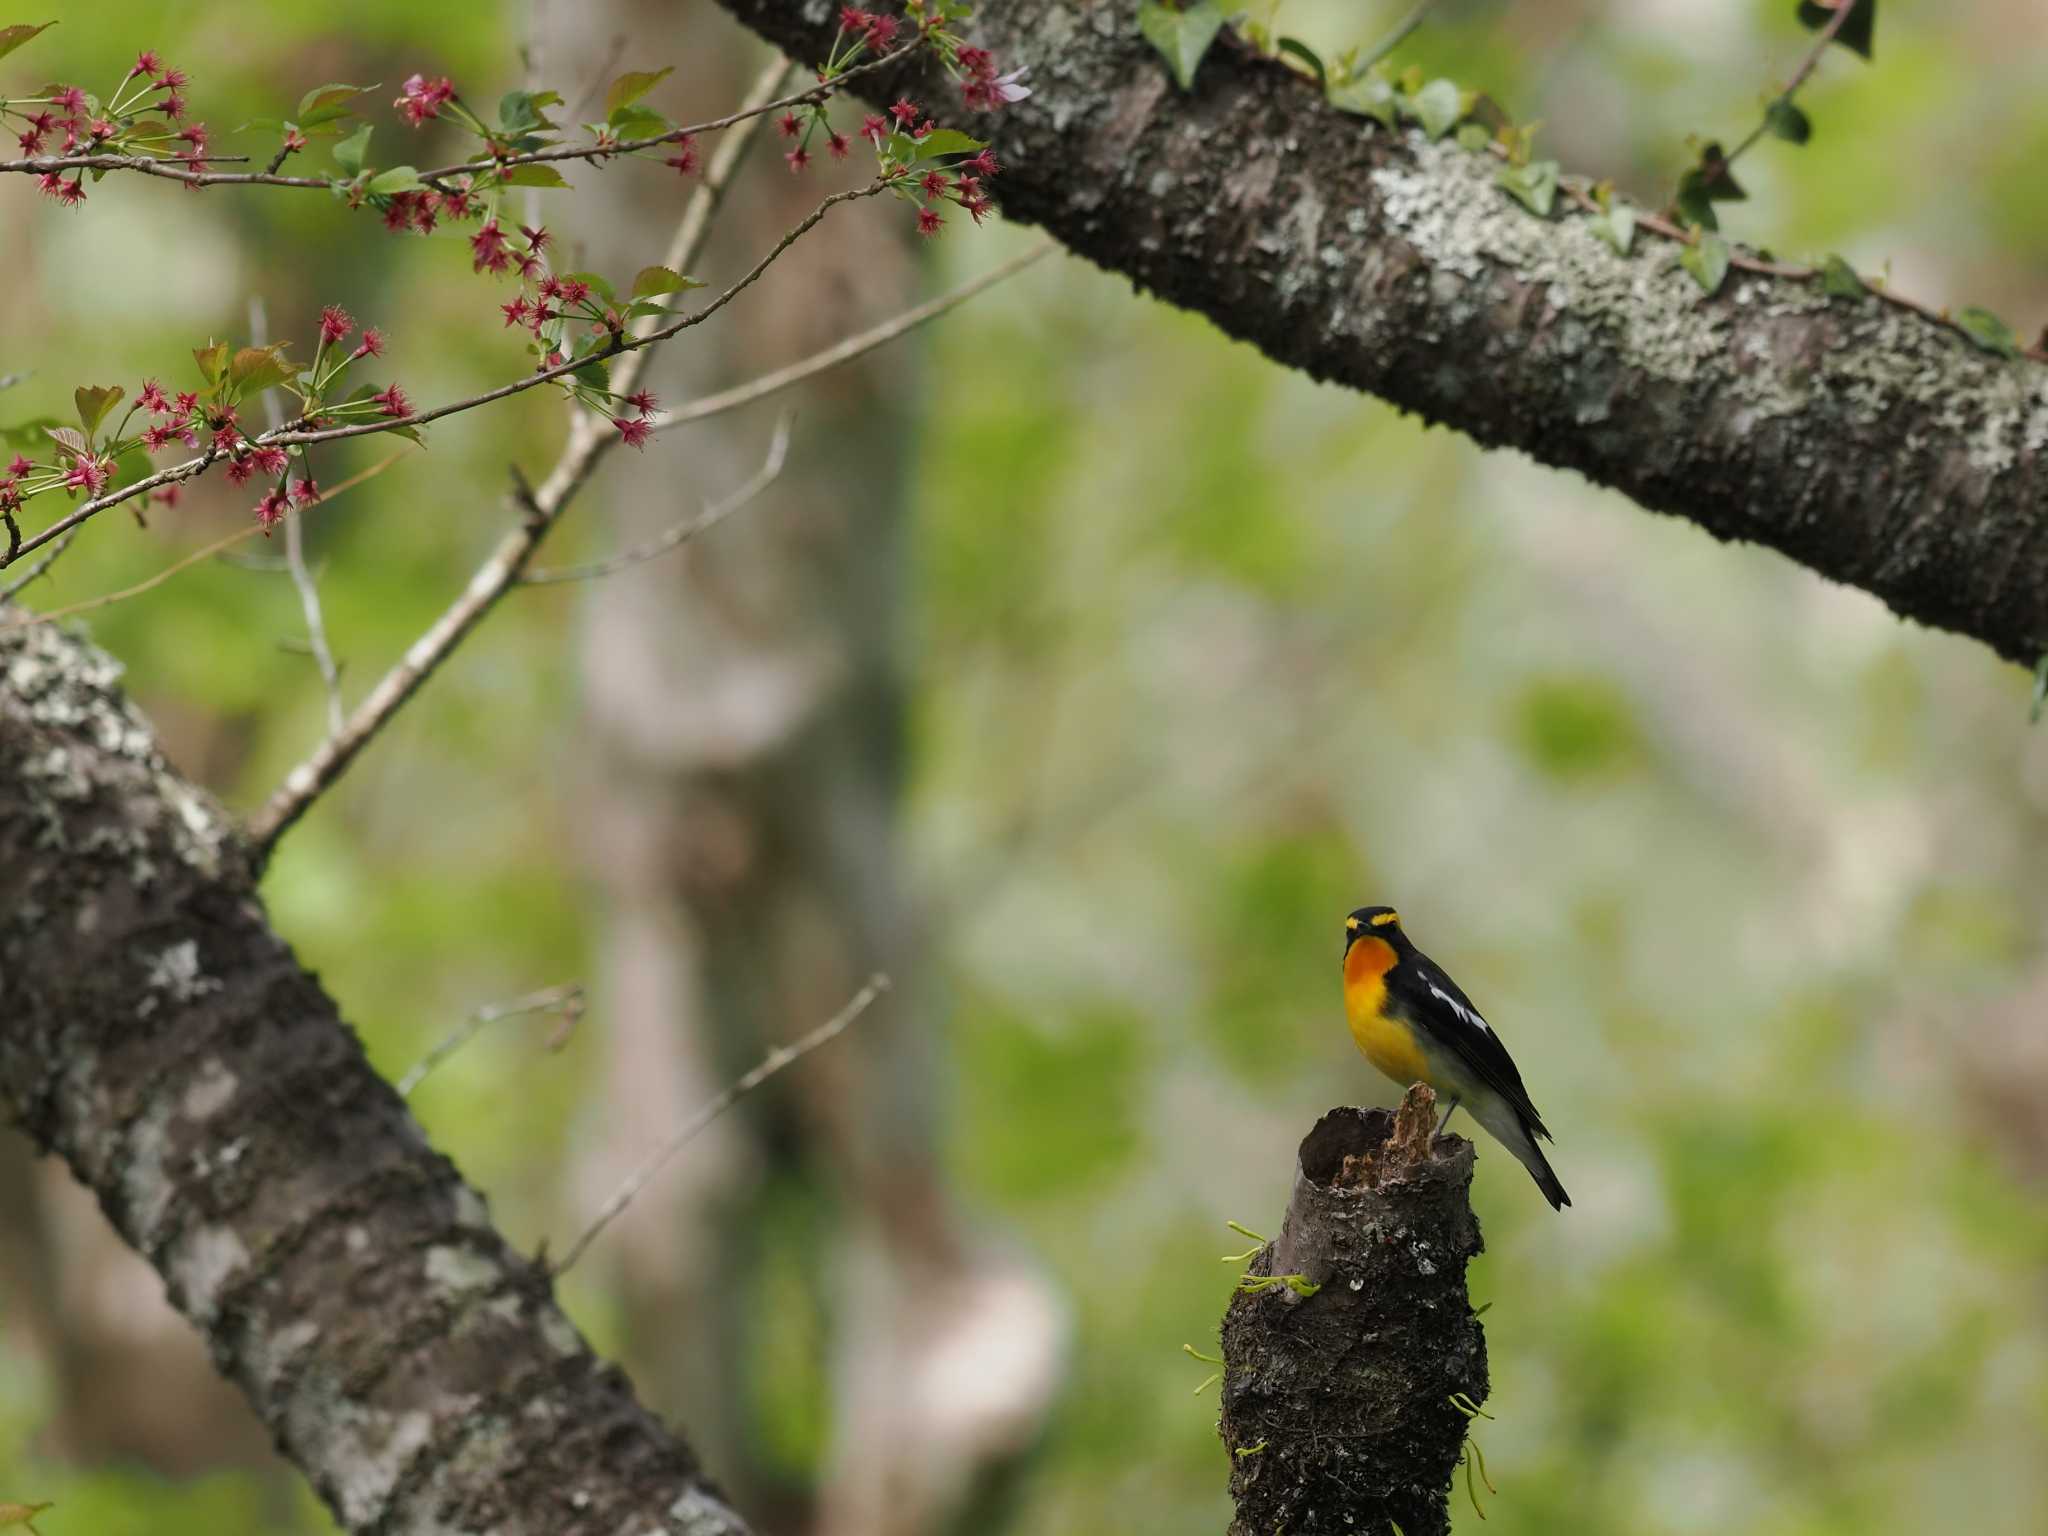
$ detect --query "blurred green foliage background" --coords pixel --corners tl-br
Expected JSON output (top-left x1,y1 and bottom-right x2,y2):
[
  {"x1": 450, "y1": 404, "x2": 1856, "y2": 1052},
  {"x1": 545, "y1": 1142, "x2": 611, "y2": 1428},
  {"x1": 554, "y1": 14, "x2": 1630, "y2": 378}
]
[{"x1": 6, "y1": 1, "x2": 2048, "y2": 1534}]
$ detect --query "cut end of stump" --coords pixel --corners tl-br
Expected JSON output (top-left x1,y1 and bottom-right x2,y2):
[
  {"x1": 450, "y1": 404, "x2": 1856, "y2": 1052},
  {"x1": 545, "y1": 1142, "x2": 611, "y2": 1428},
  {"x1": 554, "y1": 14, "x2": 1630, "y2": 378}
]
[{"x1": 1303, "y1": 1084, "x2": 1448, "y2": 1194}]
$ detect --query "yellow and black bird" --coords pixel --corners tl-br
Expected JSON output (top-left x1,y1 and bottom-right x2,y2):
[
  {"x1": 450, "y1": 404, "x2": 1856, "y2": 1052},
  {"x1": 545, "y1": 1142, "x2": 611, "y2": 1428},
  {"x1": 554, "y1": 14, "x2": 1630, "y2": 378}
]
[{"x1": 1341, "y1": 906, "x2": 1570, "y2": 1210}]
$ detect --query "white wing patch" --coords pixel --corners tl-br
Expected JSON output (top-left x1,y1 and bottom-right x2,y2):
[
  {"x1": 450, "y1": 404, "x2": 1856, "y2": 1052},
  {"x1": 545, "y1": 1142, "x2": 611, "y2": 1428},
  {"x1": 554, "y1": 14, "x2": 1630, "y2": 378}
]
[{"x1": 1427, "y1": 980, "x2": 1492, "y2": 1036}]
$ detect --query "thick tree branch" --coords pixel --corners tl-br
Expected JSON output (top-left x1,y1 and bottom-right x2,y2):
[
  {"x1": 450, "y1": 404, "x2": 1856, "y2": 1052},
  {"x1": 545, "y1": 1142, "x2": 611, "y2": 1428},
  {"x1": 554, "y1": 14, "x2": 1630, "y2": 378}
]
[
  {"x1": 710, "y1": 0, "x2": 2048, "y2": 664},
  {"x1": 0, "y1": 618, "x2": 751, "y2": 1536}
]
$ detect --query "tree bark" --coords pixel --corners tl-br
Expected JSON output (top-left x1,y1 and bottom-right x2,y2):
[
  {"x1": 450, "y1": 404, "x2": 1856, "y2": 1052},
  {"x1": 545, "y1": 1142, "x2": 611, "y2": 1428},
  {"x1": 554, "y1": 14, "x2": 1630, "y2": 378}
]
[
  {"x1": 706, "y1": 0, "x2": 2048, "y2": 665},
  {"x1": 0, "y1": 615, "x2": 748, "y2": 1536},
  {"x1": 1219, "y1": 1090, "x2": 1488, "y2": 1536}
]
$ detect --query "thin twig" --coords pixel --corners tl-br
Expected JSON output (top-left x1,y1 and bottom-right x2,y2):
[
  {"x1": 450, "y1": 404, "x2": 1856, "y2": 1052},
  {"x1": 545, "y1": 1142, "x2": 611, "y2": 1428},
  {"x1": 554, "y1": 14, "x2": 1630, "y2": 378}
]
[
  {"x1": 548, "y1": 974, "x2": 889, "y2": 1276},
  {"x1": 397, "y1": 982, "x2": 585, "y2": 1098},
  {"x1": 252, "y1": 298, "x2": 346, "y2": 735},
  {"x1": 522, "y1": 414, "x2": 791, "y2": 584},
  {"x1": 0, "y1": 178, "x2": 881, "y2": 572},
  {"x1": 1696, "y1": 0, "x2": 1857, "y2": 194},
  {"x1": 0, "y1": 452, "x2": 407, "y2": 630},
  {"x1": 243, "y1": 62, "x2": 794, "y2": 858},
  {"x1": 656, "y1": 241, "x2": 1054, "y2": 435},
  {"x1": 0, "y1": 528, "x2": 77, "y2": 601},
  {"x1": 0, "y1": 42, "x2": 914, "y2": 193},
  {"x1": 1359, "y1": 0, "x2": 1452, "y2": 72}
]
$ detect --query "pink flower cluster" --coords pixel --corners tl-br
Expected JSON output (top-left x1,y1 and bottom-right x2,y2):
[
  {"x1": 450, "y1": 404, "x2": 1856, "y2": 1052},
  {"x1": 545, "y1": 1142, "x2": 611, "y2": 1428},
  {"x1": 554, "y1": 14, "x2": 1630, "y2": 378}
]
[
  {"x1": 13, "y1": 56, "x2": 201, "y2": 204},
  {"x1": 395, "y1": 73, "x2": 456, "y2": 127},
  {"x1": 955, "y1": 47, "x2": 1030, "y2": 111}
]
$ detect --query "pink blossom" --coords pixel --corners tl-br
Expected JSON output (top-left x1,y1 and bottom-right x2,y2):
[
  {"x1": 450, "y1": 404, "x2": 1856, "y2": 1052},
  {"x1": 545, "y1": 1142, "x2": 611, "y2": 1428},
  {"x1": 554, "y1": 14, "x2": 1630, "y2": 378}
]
[
  {"x1": 665, "y1": 137, "x2": 700, "y2": 175},
  {"x1": 130, "y1": 50, "x2": 163, "y2": 80},
  {"x1": 139, "y1": 379, "x2": 170, "y2": 414},
  {"x1": 626, "y1": 390, "x2": 659, "y2": 416},
  {"x1": 319, "y1": 305, "x2": 353, "y2": 346},
  {"x1": 916, "y1": 206, "x2": 943, "y2": 238},
  {"x1": 354, "y1": 328, "x2": 384, "y2": 359},
  {"x1": 254, "y1": 488, "x2": 290, "y2": 530},
  {"x1": 372, "y1": 384, "x2": 412, "y2": 418},
  {"x1": 290, "y1": 477, "x2": 320, "y2": 506},
  {"x1": 396, "y1": 73, "x2": 457, "y2": 127},
  {"x1": 614, "y1": 416, "x2": 651, "y2": 450}
]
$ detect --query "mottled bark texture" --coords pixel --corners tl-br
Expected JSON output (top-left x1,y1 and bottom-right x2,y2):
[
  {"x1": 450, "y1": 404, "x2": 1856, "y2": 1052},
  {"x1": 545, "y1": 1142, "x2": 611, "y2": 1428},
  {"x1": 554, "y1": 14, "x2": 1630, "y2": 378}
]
[
  {"x1": 0, "y1": 616, "x2": 748, "y2": 1536},
  {"x1": 1220, "y1": 1091, "x2": 1488, "y2": 1536},
  {"x1": 710, "y1": 0, "x2": 2048, "y2": 664}
]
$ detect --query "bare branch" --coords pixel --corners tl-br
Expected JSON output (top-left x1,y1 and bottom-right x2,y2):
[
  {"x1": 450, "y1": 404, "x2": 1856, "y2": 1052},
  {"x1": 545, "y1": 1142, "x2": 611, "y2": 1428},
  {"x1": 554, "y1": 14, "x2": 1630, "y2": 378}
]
[
  {"x1": 523, "y1": 415, "x2": 791, "y2": 584},
  {"x1": 656, "y1": 241, "x2": 1054, "y2": 434},
  {"x1": 252, "y1": 297, "x2": 346, "y2": 736},
  {"x1": 0, "y1": 452, "x2": 408, "y2": 630},
  {"x1": 244, "y1": 62, "x2": 797, "y2": 857},
  {"x1": 550, "y1": 974, "x2": 890, "y2": 1277},
  {"x1": 0, "y1": 528, "x2": 77, "y2": 602},
  {"x1": 397, "y1": 982, "x2": 586, "y2": 1098}
]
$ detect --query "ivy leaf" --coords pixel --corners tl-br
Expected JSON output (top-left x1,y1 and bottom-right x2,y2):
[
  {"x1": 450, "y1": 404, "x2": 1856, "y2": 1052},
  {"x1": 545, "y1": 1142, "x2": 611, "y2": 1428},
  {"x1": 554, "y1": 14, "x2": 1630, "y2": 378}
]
[
  {"x1": 1276, "y1": 37, "x2": 1325, "y2": 90},
  {"x1": 332, "y1": 122, "x2": 373, "y2": 177},
  {"x1": 1409, "y1": 78, "x2": 1463, "y2": 141},
  {"x1": 1955, "y1": 306, "x2": 2020, "y2": 359},
  {"x1": 367, "y1": 165, "x2": 420, "y2": 195},
  {"x1": 1795, "y1": 0, "x2": 1875, "y2": 60},
  {"x1": 604, "y1": 67, "x2": 674, "y2": 117},
  {"x1": 1495, "y1": 159, "x2": 1559, "y2": 217},
  {"x1": 1765, "y1": 99, "x2": 1812, "y2": 144},
  {"x1": 73, "y1": 384, "x2": 123, "y2": 438},
  {"x1": 630, "y1": 265, "x2": 704, "y2": 298},
  {"x1": 1138, "y1": 0, "x2": 1226, "y2": 92},
  {"x1": 1819, "y1": 254, "x2": 1865, "y2": 298},
  {"x1": 1591, "y1": 204, "x2": 1636, "y2": 256},
  {"x1": 1329, "y1": 73, "x2": 1397, "y2": 127},
  {"x1": 1455, "y1": 121, "x2": 1491, "y2": 151},
  {"x1": 501, "y1": 163, "x2": 570, "y2": 187},
  {"x1": 0, "y1": 22, "x2": 53, "y2": 64},
  {"x1": 1680, "y1": 231, "x2": 1731, "y2": 296}
]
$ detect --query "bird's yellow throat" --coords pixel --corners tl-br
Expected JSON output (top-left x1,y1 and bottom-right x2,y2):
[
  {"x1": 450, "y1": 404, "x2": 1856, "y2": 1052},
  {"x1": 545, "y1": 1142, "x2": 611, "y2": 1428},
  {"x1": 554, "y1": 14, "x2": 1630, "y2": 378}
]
[{"x1": 1343, "y1": 934, "x2": 1431, "y2": 1085}]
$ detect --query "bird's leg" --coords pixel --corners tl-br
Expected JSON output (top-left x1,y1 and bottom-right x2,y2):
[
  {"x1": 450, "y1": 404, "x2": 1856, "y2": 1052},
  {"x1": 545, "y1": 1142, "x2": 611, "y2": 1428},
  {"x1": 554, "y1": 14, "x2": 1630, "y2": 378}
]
[{"x1": 1436, "y1": 1098, "x2": 1461, "y2": 1136}]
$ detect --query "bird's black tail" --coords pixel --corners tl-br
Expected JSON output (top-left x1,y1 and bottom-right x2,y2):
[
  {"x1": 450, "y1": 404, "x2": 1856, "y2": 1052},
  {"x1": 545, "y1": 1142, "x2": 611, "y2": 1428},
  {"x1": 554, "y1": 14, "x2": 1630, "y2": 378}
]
[{"x1": 1525, "y1": 1140, "x2": 1571, "y2": 1210}]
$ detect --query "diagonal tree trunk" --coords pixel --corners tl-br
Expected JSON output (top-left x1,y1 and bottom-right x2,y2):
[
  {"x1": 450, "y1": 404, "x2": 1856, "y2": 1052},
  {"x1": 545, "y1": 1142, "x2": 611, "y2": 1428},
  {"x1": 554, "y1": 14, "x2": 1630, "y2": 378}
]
[
  {"x1": 0, "y1": 615, "x2": 749, "y2": 1536},
  {"x1": 703, "y1": 0, "x2": 2048, "y2": 666}
]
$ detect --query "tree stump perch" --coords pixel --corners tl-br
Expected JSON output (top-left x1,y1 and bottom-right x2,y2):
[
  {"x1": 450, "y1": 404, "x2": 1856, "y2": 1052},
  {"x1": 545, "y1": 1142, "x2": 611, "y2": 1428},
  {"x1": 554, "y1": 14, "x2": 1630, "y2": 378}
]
[{"x1": 1220, "y1": 1085, "x2": 1489, "y2": 1536}]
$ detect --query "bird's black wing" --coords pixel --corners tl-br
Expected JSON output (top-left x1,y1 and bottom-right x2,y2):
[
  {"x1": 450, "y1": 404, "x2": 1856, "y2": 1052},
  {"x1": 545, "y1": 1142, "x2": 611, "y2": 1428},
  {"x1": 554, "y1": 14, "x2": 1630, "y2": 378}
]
[{"x1": 1389, "y1": 952, "x2": 1553, "y2": 1141}]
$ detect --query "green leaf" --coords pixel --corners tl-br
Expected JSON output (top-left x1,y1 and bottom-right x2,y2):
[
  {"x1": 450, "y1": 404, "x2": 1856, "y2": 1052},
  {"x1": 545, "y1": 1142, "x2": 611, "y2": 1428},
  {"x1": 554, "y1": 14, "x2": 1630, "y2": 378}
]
[
  {"x1": 1276, "y1": 37, "x2": 1325, "y2": 89},
  {"x1": 1138, "y1": 0, "x2": 1226, "y2": 92},
  {"x1": 501, "y1": 163, "x2": 570, "y2": 187},
  {"x1": 1795, "y1": 0, "x2": 1875, "y2": 60},
  {"x1": 1408, "y1": 77, "x2": 1463, "y2": 141},
  {"x1": 1455, "y1": 121, "x2": 1491, "y2": 151},
  {"x1": 332, "y1": 122, "x2": 373, "y2": 177},
  {"x1": 2033, "y1": 655, "x2": 2048, "y2": 724},
  {"x1": 0, "y1": 21, "x2": 54, "y2": 63},
  {"x1": 1680, "y1": 231, "x2": 1731, "y2": 296},
  {"x1": 72, "y1": 384, "x2": 122, "y2": 438},
  {"x1": 297, "y1": 81, "x2": 374, "y2": 128},
  {"x1": 367, "y1": 165, "x2": 421, "y2": 195},
  {"x1": 1765, "y1": 98, "x2": 1812, "y2": 144},
  {"x1": 630, "y1": 265, "x2": 703, "y2": 298},
  {"x1": 604, "y1": 67, "x2": 674, "y2": 117},
  {"x1": 42, "y1": 424, "x2": 87, "y2": 460},
  {"x1": 570, "y1": 357, "x2": 611, "y2": 392},
  {"x1": 229, "y1": 343, "x2": 294, "y2": 395},
  {"x1": 1591, "y1": 203, "x2": 1636, "y2": 256},
  {"x1": 913, "y1": 128, "x2": 987, "y2": 160},
  {"x1": 192, "y1": 341, "x2": 231, "y2": 389},
  {"x1": 498, "y1": 87, "x2": 562, "y2": 134},
  {"x1": 1819, "y1": 254, "x2": 1865, "y2": 298},
  {"x1": 605, "y1": 104, "x2": 670, "y2": 140},
  {"x1": 1495, "y1": 159, "x2": 1559, "y2": 217},
  {"x1": 1955, "y1": 306, "x2": 2020, "y2": 359},
  {"x1": 1329, "y1": 72, "x2": 1397, "y2": 127}
]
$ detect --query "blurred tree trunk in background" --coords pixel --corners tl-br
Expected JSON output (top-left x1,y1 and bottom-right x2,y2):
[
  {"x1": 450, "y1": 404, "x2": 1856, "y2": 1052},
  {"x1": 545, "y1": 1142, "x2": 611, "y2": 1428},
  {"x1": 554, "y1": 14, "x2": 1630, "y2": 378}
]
[{"x1": 541, "y1": 6, "x2": 1061, "y2": 1532}]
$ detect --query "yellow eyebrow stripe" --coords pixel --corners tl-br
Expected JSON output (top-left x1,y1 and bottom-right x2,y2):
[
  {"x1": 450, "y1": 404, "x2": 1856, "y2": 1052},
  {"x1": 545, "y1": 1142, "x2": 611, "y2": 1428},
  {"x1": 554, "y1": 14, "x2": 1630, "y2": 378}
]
[{"x1": 1370, "y1": 910, "x2": 1400, "y2": 927}]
